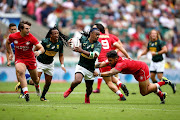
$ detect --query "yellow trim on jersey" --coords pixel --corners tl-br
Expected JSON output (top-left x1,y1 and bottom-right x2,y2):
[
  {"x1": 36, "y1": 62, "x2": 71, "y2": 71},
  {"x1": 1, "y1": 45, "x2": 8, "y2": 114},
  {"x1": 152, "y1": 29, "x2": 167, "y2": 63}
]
[
  {"x1": 149, "y1": 47, "x2": 157, "y2": 52},
  {"x1": 45, "y1": 50, "x2": 57, "y2": 56},
  {"x1": 81, "y1": 53, "x2": 94, "y2": 59}
]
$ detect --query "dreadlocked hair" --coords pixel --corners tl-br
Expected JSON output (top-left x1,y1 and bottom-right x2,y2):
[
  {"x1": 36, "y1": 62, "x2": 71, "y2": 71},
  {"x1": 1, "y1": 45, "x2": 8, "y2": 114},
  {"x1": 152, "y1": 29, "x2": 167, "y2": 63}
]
[
  {"x1": 80, "y1": 28, "x2": 100, "y2": 38},
  {"x1": 80, "y1": 31, "x2": 90, "y2": 38},
  {"x1": 45, "y1": 25, "x2": 69, "y2": 46}
]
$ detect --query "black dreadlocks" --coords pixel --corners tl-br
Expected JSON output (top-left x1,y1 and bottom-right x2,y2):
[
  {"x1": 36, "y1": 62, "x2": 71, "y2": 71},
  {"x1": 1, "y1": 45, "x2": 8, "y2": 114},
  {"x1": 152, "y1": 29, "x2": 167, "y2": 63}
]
[{"x1": 45, "y1": 25, "x2": 69, "y2": 46}]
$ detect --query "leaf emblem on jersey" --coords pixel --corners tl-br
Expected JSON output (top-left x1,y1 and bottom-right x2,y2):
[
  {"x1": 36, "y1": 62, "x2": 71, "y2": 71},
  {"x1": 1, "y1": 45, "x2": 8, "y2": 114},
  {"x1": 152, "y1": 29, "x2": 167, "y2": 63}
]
[
  {"x1": 46, "y1": 44, "x2": 51, "y2": 48},
  {"x1": 155, "y1": 42, "x2": 157, "y2": 45},
  {"x1": 26, "y1": 41, "x2": 30, "y2": 45},
  {"x1": 14, "y1": 40, "x2": 18, "y2": 44},
  {"x1": 57, "y1": 45, "x2": 59, "y2": 49},
  {"x1": 91, "y1": 44, "x2": 94, "y2": 48}
]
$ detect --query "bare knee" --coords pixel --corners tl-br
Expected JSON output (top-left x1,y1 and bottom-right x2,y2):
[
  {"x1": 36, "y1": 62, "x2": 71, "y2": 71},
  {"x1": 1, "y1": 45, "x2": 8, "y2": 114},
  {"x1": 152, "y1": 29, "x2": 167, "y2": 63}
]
[{"x1": 140, "y1": 91, "x2": 147, "y2": 96}]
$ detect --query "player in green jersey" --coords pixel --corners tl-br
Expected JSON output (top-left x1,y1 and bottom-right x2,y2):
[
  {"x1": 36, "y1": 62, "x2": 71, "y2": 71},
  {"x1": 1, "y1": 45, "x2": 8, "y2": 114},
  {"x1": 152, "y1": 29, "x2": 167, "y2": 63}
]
[
  {"x1": 35, "y1": 26, "x2": 68, "y2": 101},
  {"x1": 137, "y1": 29, "x2": 176, "y2": 93},
  {"x1": 64, "y1": 28, "x2": 101, "y2": 103}
]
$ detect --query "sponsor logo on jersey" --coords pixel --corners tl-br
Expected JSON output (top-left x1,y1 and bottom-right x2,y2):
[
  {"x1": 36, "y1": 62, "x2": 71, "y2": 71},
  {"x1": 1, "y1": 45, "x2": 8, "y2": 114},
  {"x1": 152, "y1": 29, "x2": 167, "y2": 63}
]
[
  {"x1": 87, "y1": 45, "x2": 91, "y2": 49},
  {"x1": 51, "y1": 46, "x2": 55, "y2": 49},
  {"x1": 46, "y1": 44, "x2": 51, "y2": 48},
  {"x1": 14, "y1": 40, "x2": 18, "y2": 44},
  {"x1": 99, "y1": 35, "x2": 110, "y2": 38},
  {"x1": 57, "y1": 45, "x2": 59, "y2": 49},
  {"x1": 155, "y1": 42, "x2": 157, "y2": 45},
  {"x1": 140, "y1": 76, "x2": 143, "y2": 80},
  {"x1": 91, "y1": 44, "x2": 94, "y2": 49}
]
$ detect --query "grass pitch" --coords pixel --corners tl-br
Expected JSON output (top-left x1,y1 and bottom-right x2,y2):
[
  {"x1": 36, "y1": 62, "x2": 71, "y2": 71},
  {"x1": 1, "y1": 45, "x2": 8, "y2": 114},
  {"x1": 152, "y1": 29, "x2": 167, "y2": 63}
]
[{"x1": 0, "y1": 82, "x2": 179, "y2": 120}]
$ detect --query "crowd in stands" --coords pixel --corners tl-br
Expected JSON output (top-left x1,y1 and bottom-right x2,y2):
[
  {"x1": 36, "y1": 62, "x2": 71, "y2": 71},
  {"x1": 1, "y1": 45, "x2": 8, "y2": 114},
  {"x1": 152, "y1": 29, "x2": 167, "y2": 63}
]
[{"x1": 0, "y1": 0, "x2": 180, "y2": 68}]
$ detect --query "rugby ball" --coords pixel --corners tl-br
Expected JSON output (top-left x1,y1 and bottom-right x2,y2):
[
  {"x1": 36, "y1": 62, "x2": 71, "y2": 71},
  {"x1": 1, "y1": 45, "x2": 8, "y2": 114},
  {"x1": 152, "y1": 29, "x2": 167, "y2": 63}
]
[{"x1": 69, "y1": 37, "x2": 81, "y2": 49}]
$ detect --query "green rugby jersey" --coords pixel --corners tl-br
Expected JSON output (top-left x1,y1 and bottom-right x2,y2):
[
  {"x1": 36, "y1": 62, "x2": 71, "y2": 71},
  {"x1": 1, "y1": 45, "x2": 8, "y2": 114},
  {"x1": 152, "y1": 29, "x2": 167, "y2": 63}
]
[
  {"x1": 78, "y1": 36, "x2": 101, "y2": 72},
  {"x1": 37, "y1": 38, "x2": 63, "y2": 64},
  {"x1": 147, "y1": 39, "x2": 166, "y2": 62}
]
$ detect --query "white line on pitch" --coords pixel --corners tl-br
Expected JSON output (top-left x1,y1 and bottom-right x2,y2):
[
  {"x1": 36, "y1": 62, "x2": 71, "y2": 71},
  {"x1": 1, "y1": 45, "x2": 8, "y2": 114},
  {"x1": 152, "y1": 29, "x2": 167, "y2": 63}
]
[
  {"x1": 0, "y1": 104, "x2": 179, "y2": 112},
  {"x1": 0, "y1": 92, "x2": 84, "y2": 94}
]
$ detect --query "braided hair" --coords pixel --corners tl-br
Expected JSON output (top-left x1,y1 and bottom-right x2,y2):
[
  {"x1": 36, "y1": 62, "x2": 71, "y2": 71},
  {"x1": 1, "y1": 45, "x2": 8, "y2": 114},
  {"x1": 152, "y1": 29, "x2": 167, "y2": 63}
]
[
  {"x1": 45, "y1": 25, "x2": 69, "y2": 46},
  {"x1": 81, "y1": 28, "x2": 100, "y2": 38}
]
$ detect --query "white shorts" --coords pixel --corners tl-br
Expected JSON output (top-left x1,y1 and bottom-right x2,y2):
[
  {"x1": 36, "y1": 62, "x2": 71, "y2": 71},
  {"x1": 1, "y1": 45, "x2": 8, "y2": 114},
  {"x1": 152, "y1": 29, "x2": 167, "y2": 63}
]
[
  {"x1": 75, "y1": 65, "x2": 95, "y2": 80},
  {"x1": 37, "y1": 60, "x2": 54, "y2": 76},
  {"x1": 149, "y1": 60, "x2": 165, "y2": 73}
]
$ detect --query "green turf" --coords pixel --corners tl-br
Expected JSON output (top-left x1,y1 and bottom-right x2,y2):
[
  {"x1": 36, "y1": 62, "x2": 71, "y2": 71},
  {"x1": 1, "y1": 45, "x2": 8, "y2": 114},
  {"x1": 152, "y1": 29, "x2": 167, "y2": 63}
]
[{"x1": 0, "y1": 82, "x2": 179, "y2": 120}]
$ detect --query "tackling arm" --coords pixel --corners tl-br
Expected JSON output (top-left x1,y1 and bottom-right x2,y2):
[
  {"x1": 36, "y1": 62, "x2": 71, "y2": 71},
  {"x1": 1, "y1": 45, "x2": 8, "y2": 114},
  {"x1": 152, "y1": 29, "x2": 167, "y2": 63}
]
[
  {"x1": 95, "y1": 61, "x2": 107, "y2": 68},
  {"x1": 100, "y1": 68, "x2": 120, "y2": 77}
]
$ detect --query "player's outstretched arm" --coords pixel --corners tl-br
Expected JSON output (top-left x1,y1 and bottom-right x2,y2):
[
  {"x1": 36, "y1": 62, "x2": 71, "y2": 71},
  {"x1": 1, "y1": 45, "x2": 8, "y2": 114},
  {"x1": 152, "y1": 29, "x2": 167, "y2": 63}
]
[
  {"x1": 114, "y1": 42, "x2": 131, "y2": 59},
  {"x1": 100, "y1": 68, "x2": 120, "y2": 77},
  {"x1": 95, "y1": 61, "x2": 107, "y2": 68},
  {"x1": 137, "y1": 48, "x2": 148, "y2": 60}
]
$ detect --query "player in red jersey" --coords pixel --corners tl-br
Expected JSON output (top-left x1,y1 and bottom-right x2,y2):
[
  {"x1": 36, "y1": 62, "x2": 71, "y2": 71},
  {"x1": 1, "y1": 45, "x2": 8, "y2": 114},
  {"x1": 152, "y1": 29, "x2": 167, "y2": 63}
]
[
  {"x1": 6, "y1": 21, "x2": 45, "y2": 102},
  {"x1": 92, "y1": 23, "x2": 131, "y2": 100},
  {"x1": 94, "y1": 50, "x2": 171, "y2": 104}
]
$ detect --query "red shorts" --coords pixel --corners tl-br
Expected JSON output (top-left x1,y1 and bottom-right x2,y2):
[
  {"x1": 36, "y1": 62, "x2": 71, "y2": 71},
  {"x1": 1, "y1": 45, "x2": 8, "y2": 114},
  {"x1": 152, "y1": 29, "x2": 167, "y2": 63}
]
[
  {"x1": 133, "y1": 63, "x2": 150, "y2": 82},
  {"x1": 98, "y1": 58, "x2": 111, "y2": 73},
  {"x1": 15, "y1": 59, "x2": 37, "y2": 70},
  {"x1": 99, "y1": 66, "x2": 111, "y2": 73}
]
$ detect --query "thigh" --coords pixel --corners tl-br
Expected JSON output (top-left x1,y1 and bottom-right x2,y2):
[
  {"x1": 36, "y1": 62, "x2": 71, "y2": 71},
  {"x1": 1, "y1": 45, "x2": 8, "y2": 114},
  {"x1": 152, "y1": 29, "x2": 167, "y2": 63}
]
[
  {"x1": 44, "y1": 73, "x2": 53, "y2": 82},
  {"x1": 85, "y1": 80, "x2": 94, "y2": 88},
  {"x1": 74, "y1": 72, "x2": 84, "y2": 82},
  {"x1": 28, "y1": 68, "x2": 38, "y2": 81},
  {"x1": 139, "y1": 79, "x2": 150, "y2": 93},
  {"x1": 15, "y1": 62, "x2": 26, "y2": 74},
  {"x1": 103, "y1": 76, "x2": 112, "y2": 84},
  {"x1": 150, "y1": 72, "x2": 156, "y2": 79},
  {"x1": 111, "y1": 76, "x2": 118, "y2": 83},
  {"x1": 157, "y1": 72, "x2": 163, "y2": 80}
]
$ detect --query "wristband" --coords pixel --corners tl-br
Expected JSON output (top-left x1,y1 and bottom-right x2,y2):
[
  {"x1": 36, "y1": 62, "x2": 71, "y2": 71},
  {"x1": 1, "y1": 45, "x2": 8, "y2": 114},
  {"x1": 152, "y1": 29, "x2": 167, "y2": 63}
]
[
  {"x1": 156, "y1": 52, "x2": 158, "y2": 55},
  {"x1": 38, "y1": 50, "x2": 42, "y2": 54},
  {"x1": 98, "y1": 73, "x2": 101, "y2": 76},
  {"x1": 61, "y1": 64, "x2": 64, "y2": 67}
]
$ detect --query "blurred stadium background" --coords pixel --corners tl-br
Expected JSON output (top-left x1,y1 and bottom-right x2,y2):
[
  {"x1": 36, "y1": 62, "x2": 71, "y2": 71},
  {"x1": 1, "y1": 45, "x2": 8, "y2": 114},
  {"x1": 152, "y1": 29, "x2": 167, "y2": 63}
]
[{"x1": 0, "y1": 0, "x2": 180, "y2": 83}]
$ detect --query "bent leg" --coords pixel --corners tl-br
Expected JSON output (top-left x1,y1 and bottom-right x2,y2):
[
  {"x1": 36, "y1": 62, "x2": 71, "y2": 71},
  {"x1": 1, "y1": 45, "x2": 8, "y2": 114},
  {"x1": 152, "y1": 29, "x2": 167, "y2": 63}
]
[
  {"x1": 85, "y1": 80, "x2": 94, "y2": 97},
  {"x1": 28, "y1": 68, "x2": 39, "y2": 85},
  {"x1": 150, "y1": 72, "x2": 158, "y2": 83},
  {"x1": 41, "y1": 73, "x2": 52, "y2": 99},
  {"x1": 15, "y1": 63, "x2": 27, "y2": 88},
  {"x1": 139, "y1": 79, "x2": 158, "y2": 96},
  {"x1": 70, "y1": 73, "x2": 84, "y2": 90}
]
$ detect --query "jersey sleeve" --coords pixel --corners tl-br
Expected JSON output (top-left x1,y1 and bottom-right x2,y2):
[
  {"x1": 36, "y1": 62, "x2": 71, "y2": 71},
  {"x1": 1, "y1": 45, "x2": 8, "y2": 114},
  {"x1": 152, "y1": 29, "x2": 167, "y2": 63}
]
[
  {"x1": 114, "y1": 62, "x2": 126, "y2": 72},
  {"x1": 8, "y1": 34, "x2": 13, "y2": 43},
  {"x1": 147, "y1": 42, "x2": 150, "y2": 50},
  {"x1": 159, "y1": 40, "x2": 166, "y2": 48},
  {"x1": 40, "y1": 39, "x2": 46, "y2": 48},
  {"x1": 110, "y1": 37, "x2": 118, "y2": 46},
  {"x1": 31, "y1": 35, "x2": 39, "y2": 45},
  {"x1": 59, "y1": 42, "x2": 63, "y2": 53}
]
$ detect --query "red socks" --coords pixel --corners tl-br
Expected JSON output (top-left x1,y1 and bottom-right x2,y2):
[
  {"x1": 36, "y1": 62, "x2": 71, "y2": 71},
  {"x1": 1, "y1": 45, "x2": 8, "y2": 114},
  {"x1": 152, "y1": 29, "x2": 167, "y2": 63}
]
[
  {"x1": 157, "y1": 81, "x2": 165, "y2": 87},
  {"x1": 97, "y1": 78, "x2": 103, "y2": 90}
]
